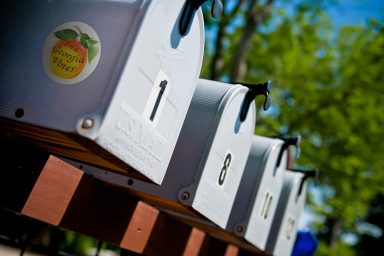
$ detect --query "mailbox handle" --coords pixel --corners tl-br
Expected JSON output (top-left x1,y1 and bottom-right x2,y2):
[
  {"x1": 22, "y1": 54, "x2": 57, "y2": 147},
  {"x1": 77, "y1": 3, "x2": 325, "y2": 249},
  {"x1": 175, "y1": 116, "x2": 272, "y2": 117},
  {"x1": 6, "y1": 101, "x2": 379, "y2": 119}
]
[
  {"x1": 179, "y1": 0, "x2": 223, "y2": 36},
  {"x1": 275, "y1": 135, "x2": 301, "y2": 168},
  {"x1": 237, "y1": 81, "x2": 272, "y2": 122},
  {"x1": 288, "y1": 168, "x2": 318, "y2": 196}
]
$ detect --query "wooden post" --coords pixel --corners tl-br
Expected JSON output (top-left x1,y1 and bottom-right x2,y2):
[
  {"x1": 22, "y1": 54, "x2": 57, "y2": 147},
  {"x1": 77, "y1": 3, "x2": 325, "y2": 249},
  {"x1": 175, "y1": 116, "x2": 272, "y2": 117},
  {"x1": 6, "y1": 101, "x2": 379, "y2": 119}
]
[{"x1": 225, "y1": 244, "x2": 239, "y2": 256}]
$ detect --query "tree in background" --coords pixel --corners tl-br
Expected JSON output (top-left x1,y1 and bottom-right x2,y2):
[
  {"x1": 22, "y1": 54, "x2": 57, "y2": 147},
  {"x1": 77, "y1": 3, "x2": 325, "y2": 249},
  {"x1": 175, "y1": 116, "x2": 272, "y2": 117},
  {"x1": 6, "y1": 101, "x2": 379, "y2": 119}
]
[
  {"x1": 201, "y1": 1, "x2": 384, "y2": 254},
  {"x1": 355, "y1": 193, "x2": 384, "y2": 255}
]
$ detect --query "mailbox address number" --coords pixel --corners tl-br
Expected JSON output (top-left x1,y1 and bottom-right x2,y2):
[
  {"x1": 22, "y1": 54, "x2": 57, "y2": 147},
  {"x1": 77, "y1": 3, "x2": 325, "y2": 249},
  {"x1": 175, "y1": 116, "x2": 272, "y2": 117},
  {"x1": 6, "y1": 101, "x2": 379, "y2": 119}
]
[
  {"x1": 218, "y1": 153, "x2": 232, "y2": 186},
  {"x1": 150, "y1": 80, "x2": 168, "y2": 121}
]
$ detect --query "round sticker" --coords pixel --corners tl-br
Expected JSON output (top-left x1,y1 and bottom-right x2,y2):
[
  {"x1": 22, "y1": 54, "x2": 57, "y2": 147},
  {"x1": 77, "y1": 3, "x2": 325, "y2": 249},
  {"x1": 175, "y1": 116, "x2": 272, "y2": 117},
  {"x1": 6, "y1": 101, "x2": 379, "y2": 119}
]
[{"x1": 42, "y1": 21, "x2": 101, "y2": 85}]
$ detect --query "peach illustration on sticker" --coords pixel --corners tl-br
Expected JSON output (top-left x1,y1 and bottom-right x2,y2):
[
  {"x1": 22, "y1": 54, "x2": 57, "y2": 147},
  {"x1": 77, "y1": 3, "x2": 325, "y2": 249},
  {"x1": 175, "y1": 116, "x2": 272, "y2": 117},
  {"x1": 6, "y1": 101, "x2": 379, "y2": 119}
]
[{"x1": 43, "y1": 21, "x2": 101, "y2": 85}]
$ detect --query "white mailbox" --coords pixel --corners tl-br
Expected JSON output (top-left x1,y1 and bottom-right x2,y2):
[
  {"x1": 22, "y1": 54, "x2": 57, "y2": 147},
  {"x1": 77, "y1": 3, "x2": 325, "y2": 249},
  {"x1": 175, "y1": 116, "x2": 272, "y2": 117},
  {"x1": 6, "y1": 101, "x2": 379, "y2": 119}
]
[
  {"x1": 266, "y1": 170, "x2": 314, "y2": 256},
  {"x1": 226, "y1": 135, "x2": 286, "y2": 250},
  {"x1": 0, "y1": 0, "x2": 209, "y2": 184},
  {"x1": 83, "y1": 79, "x2": 271, "y2": 228}
]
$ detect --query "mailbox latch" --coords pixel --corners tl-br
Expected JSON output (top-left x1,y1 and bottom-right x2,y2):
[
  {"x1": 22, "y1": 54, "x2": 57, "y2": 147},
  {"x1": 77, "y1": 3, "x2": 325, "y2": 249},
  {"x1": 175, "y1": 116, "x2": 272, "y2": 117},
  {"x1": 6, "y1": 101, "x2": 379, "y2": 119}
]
[
  {"x1": 289, "y1": 167, "x2": 318, "y2": 197},
  {"x1": 179, "y1": 0, "x2": 223, "y2": 36},
  {"x1": 238, "y1": 81, "x2": 272, "y2": 122},
  {"x1": 276, "y1": 135, "x2": 301, "y2": 168}
]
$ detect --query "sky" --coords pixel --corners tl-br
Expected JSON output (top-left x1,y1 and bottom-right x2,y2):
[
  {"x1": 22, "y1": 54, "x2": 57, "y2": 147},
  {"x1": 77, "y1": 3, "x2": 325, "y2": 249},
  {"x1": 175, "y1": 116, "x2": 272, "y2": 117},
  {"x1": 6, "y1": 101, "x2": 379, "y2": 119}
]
[
  {"x1": 273, "y1": 0, "x2": 384, "y2": 27},
  {"x1": 327, "y1": 0, "x2": 384, "y2": 27}
]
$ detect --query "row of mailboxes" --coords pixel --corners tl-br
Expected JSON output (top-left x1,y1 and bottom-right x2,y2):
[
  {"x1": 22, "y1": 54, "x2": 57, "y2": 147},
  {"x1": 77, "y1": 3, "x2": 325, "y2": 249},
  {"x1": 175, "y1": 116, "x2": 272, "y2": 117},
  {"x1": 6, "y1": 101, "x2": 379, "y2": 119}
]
[
  {"x1": 226, "y1": 135, "x2": 287, "y2": 249},
  {"x1": 73, "y1": 78, "x2": 271, "y2": 228},
  {"x1": 127, "y1": 79, "x2": 271, "y2": 228},
  {"x1": 18, "y1": 68, "x2": 311, "y2": 255},
  {"x1": 265, "y1": 170, "x2": 316, "y2": 256},
  {"x1": 226, "y1": 136, "x2": 302, "y2": 250},
  {"x1": 62, "y1": 76, "x2": 311, "y2": 256},
  {"x1": 226, "y1": 135, "x2": 315, "y2": 256},
  {"x1": 68, "y1": 116, "x2": 313, "y2": 256},
  {"x1": 0, "y1": 0, "x2": 215, "y2": 184},
  {"x1": 0, "y1": 1, "x2": 315, "y2": 254}
]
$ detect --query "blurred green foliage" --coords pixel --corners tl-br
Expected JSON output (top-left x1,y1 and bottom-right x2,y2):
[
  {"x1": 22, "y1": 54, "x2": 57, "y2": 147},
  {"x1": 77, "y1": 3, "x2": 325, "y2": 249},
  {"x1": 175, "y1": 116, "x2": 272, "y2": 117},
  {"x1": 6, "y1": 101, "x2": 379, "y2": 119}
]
[
  {"x1": 58, "y1": 230, "x2": 97, "y2": 255},
  {"x1": 201, "y1": 0, "x2": 384, "y2": 254}
]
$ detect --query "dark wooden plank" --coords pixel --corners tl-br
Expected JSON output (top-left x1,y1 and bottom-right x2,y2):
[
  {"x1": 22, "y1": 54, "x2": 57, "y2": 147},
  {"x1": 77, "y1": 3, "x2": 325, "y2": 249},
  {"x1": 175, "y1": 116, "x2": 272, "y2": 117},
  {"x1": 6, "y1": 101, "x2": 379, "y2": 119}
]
[
  {"x1": 0, "y1": 135, "x2": 49, "y2": 212},
  {"x1": 162, "y1": 209, "x2": 267, "y2": 255},
  {"x1": 59, "y1": 175, "x2": 139, "y2": 246},
  {"x1": 199, "y1": 234, "x2": 229, "y2": 256},
  {"x1": 143, "y1": 211, "x2": 195, "y2": 255}
]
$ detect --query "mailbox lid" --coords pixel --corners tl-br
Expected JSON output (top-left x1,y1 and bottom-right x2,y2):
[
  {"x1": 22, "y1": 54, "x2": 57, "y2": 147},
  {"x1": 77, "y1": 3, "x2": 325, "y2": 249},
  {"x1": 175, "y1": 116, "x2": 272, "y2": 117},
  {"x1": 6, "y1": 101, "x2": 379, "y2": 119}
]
[
  {"x1": 192, "y1": 80, "x2": 256, "y2": 229},
  {"x1": 267, "y1": 171, "x2": 308, "y2": 256}
]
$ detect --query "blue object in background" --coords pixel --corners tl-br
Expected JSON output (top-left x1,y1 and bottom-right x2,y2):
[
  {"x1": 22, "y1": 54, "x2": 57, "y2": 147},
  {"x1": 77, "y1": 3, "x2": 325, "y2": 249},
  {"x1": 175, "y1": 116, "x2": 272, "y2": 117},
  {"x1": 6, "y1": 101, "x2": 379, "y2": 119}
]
[{"x1": 291, "y1": 230, "x2": 319, "y2": 256}]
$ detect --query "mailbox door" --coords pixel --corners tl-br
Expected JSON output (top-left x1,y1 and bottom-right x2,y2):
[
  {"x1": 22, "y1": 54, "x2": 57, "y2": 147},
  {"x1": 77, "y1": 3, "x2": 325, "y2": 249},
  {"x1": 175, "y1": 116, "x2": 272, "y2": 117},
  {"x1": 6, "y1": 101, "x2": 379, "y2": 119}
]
[
  {"x1": 87, "y1": 0, "x2": 205, "y2": 184},
  {"x1": 244, "y1": 136, "x2": 286, "y2": 250},
  {"x1": 192, "y1": 85, "x2": 256, "y2": 229},
  {"x1": 267, "y1": 171, "x2": 307, "y2": 256}
]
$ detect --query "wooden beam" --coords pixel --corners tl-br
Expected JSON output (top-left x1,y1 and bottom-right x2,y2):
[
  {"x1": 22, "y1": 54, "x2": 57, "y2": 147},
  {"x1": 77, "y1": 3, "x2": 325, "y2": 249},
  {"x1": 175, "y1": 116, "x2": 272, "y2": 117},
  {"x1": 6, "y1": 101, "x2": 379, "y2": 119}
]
[
  {"x1": 162, "y1": 209, "x2": 267, "y2": 255},
  {"x1": 0, "y1": 137, "x2": 264, "y2": 255},
  {"x1": 199, "y1": 234, "x2": 230, "y2": 256},
  {"x1": 0, "y1": 136, "x2": 49, "y2": 212}
]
